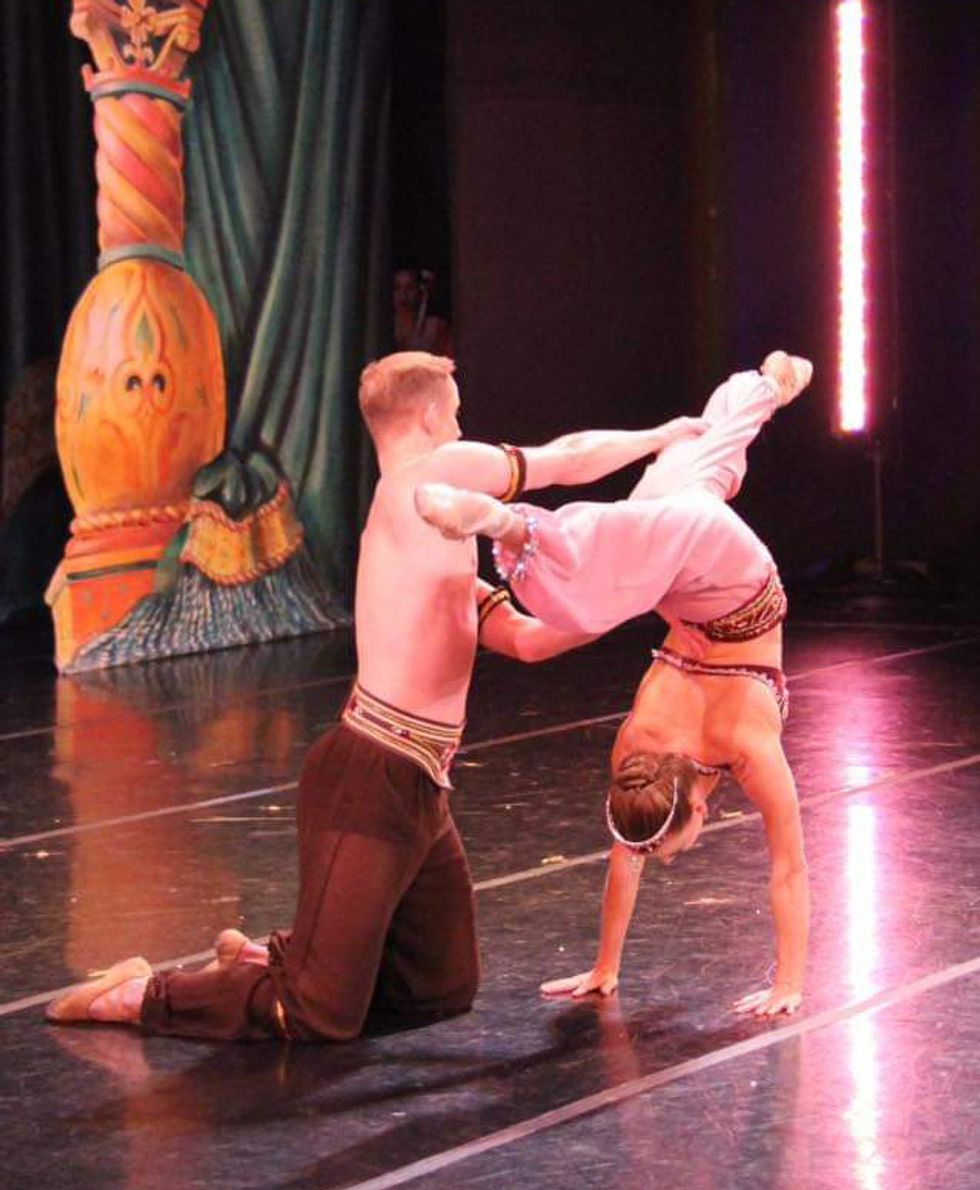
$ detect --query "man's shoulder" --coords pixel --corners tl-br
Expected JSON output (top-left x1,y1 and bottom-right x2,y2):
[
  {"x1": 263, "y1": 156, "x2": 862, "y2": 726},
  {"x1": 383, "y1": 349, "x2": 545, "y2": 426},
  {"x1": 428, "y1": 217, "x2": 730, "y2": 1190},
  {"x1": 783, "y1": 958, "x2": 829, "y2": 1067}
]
[
  {"x1": 429, "y1": 439, "x2": 498, "y2": 464},
  {"x1": 364, "y1": 477, "x2": 417, "y2": 533}
]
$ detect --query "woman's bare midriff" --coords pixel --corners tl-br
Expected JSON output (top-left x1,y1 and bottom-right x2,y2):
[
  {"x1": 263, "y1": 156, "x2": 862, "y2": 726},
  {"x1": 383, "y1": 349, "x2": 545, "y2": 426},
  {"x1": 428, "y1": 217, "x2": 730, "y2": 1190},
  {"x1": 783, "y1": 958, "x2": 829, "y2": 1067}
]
[{"x1": 667, "y1": 622, "x2": 783, "y2": 668}]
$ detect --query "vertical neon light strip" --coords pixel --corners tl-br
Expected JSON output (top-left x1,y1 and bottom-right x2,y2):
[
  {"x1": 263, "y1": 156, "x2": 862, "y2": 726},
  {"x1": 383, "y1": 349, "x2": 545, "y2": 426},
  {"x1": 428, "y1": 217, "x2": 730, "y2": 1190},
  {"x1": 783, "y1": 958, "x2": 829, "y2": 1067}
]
[{"x1": 837, "y1": 1, "x2": 868, "y2": 432}]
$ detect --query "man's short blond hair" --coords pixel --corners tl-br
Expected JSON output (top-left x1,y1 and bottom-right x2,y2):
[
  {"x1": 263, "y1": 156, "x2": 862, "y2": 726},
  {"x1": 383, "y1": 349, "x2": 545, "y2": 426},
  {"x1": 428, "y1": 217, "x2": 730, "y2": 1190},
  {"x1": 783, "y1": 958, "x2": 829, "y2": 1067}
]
[{"x1": 359, "y1": 352, "x2": 456, "y2": 441}]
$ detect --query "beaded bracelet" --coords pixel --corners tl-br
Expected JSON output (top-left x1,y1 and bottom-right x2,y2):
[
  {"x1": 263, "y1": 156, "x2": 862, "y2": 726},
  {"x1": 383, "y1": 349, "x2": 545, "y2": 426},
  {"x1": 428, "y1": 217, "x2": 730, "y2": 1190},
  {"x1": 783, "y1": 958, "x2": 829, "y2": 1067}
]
[{"x1": 492, "y1": 512, "x2": 538, "y2": 583}]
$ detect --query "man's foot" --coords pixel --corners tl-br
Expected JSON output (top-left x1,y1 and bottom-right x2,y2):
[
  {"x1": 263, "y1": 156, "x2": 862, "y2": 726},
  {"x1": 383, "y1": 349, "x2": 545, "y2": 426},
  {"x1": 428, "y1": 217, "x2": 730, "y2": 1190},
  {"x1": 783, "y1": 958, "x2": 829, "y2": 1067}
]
[
  {"x1": 199, "y1": 929, "x2": 270, "y2": 972},
  {"x1": 415, "y1": 483, "x2": 519, "y2": 541},
  {"x1": 200, "y1": 927, "x2": 248, "y2": 972},
  {"x1": 215, "y1": 928, "x2": 251, "y2": 966},
  {"x1": 46, "y1": 956, "x2": 152, "y2": 1024},
  {"x1": 761, "y1": 351, "x2": 814, "y2": 406},
  {"x1": 217, "y1": 928, "x2": 269, "y2": 967}
]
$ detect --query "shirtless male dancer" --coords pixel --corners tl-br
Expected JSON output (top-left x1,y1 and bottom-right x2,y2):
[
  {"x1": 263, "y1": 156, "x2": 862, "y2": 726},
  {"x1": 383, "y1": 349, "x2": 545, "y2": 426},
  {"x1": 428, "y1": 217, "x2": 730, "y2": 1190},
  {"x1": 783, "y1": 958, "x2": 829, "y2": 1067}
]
[
  {"x1": 46, "y1": 351, "x2": 707, "y2": 1040},
  {"x1": 416, "y1": 351, "x2": 813, "y2": 1017}
]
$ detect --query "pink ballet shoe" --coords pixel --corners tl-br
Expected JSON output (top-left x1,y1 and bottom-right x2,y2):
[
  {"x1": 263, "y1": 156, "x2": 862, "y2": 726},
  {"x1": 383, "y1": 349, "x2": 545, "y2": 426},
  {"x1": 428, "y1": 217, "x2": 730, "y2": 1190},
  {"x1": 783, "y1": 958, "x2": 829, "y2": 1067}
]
[
  {"x1": 415, "y1": 483, "x2": 516, "y2": 541},
  {"x1": 46, "y1": 956, "x2": 152, "y2": 1023},
  {"x1": 761, "y1": 351, "x2": 814, "y2": 406}
]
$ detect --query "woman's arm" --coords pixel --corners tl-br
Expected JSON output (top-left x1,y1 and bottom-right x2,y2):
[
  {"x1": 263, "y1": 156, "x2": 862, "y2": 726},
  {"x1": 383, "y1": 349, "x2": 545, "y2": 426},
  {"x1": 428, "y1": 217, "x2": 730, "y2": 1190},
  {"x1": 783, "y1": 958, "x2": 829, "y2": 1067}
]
[
  {"x1": 540, "y1": 843, "x2": 646, "y2": 998},
  {"x1": 731, "y1": 736, "x2": 810, "y2": 1015}
]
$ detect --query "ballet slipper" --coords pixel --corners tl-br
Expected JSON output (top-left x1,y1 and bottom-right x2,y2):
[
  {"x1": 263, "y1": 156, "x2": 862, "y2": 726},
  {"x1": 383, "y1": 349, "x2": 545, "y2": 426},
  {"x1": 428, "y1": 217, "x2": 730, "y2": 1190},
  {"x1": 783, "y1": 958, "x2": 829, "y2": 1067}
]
[
  {"x1": 761, "y1": 351, "x2": 814, "y2": 406},
  {"x1": 46, "y1": 956, "x2": 152, "y2": 1023},
  {"x1": 415, "y1": 483, "x2": 517, "y2": 541}
]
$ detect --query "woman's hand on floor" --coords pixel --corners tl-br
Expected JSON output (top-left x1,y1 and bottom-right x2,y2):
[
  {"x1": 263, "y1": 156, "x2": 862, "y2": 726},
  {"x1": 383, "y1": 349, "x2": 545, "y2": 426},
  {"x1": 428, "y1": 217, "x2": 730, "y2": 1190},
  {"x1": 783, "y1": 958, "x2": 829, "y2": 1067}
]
[
  {"x1": 540, "y1": 967, "x2": 619, "y2": 999},
  {"x1": 732, "y1": 984, "x2": 802, "y2": 1017}
]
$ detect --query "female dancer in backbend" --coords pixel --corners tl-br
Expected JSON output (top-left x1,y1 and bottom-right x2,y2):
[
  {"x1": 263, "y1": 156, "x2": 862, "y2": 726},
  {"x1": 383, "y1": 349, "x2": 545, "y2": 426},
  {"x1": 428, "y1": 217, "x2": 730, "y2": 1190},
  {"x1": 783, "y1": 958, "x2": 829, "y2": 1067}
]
[{"x1": 416, "y1": 351, "x2": 813, "y2": 1016}]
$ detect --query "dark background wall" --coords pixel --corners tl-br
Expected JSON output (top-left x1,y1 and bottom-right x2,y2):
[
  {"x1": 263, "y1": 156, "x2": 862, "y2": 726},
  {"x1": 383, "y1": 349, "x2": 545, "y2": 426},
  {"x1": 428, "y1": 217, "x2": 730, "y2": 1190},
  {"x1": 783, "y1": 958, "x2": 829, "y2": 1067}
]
[
  {"x1": 3, "y1": 0, "x2": 979, "y2": 614},
  {"x1": 446, "y1": 0, "x2": 980, "y2": 586},
  {"x1": 449, "y1": 3, "x2": 698, "y2": 439},
  {"x1": 888, "y1": 3, "x2": 980, "y2": 576},
  {"x1": 392, "y1": 0, "x2": 452, "y2": 306}
]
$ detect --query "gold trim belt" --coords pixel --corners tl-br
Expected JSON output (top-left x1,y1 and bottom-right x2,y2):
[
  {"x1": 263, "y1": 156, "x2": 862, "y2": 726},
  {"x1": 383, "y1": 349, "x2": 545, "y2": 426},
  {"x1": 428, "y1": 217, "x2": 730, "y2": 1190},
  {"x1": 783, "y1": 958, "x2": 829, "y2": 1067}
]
[
  {"x1": 341, "y1": 684, "x2": 463, "y2": 789},
  {"x1": 684, "y1": 568, "x2": 788, "y2": 643}
]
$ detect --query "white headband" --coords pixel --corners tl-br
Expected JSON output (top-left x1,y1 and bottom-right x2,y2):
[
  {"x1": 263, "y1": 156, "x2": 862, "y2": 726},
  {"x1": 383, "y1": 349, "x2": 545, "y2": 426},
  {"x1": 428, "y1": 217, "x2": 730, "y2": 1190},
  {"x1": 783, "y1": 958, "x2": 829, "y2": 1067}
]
[{"x1": 605, "y1": 777, "x2": 679, "y2": 854}]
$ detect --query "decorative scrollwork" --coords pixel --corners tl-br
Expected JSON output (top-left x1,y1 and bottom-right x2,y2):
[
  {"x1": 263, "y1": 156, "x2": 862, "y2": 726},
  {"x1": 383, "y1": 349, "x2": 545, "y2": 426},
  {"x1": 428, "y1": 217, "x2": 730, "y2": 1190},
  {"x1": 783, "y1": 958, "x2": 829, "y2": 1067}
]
[
  {"x1": 71, "y1": 0, "x2": 207, "y2": 80},
  {"x1": 119, "y1": 0, "x2": 157, "y2": 66}
]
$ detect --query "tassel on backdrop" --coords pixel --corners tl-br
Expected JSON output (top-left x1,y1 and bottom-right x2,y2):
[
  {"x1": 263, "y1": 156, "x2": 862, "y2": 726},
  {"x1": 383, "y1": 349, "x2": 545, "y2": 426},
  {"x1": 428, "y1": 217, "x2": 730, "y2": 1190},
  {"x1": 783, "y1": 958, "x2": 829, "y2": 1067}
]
[{"x1": 67, "y1": 449, "x2": 348, "y2": 672}]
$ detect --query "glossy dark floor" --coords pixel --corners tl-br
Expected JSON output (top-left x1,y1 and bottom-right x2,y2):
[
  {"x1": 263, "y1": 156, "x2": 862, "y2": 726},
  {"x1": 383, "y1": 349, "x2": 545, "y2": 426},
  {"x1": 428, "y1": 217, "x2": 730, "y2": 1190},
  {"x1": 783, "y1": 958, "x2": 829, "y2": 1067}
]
[{"x1": 2, "y1": 599, "x2": 979, "y2": 1189}]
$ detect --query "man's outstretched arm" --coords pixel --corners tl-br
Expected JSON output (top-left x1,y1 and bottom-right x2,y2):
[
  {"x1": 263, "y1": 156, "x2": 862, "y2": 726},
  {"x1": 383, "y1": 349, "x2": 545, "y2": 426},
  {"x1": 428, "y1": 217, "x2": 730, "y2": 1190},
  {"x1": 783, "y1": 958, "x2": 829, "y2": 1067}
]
[
  {"x1": 519, "y1": 418, "x2": 708, "y2": 490},
  {"x1": 418, "y1": 417, "x2": 708, "y2": 498},
  {"x1": 475, "y1": 578, "x2": 599, "y2": 662}
]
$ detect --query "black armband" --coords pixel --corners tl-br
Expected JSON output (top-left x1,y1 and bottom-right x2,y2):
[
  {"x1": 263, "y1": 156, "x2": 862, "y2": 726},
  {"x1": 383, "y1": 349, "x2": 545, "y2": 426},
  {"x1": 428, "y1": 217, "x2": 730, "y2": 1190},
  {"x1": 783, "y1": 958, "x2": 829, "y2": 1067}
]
[
  {"x1": 477, "y1": 585, "x2": 512, "y2": 627},
  {"x1": 498, "y1": 443, "x2": 527, "y2": 503}
]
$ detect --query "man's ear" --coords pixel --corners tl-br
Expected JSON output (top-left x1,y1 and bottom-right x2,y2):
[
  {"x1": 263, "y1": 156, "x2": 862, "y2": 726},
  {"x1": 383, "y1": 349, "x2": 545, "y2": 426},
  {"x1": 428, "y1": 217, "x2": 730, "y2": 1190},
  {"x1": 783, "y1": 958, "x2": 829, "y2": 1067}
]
[{"x1": 421, "y1": 399, "x2": 438, "y2": 436}]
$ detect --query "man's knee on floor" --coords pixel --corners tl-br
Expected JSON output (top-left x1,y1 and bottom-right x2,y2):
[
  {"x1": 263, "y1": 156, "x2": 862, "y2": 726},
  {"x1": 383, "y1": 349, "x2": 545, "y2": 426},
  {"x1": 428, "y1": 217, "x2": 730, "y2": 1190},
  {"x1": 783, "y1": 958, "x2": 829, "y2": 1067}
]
[
  {"x1": 374, "y1": 943, "x2": 480, "y2": 1021},
  {"x1": 283, "y1": 1000, "x2": 368, "y2": 1043},
  {"x1": 443, "y1": 955, "x2": 480, "y2": 1015},
  {"x1": 441, "y1": 925, "x2": 480, "y2": 1010}
]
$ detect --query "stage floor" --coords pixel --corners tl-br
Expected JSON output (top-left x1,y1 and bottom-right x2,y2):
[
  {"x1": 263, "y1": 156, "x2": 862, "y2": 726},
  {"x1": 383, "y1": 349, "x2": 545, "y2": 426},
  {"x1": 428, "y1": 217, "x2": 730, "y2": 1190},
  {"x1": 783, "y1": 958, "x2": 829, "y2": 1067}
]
[{"x1": 2, "y1": 602, "x2": 979, "y2": 1188}]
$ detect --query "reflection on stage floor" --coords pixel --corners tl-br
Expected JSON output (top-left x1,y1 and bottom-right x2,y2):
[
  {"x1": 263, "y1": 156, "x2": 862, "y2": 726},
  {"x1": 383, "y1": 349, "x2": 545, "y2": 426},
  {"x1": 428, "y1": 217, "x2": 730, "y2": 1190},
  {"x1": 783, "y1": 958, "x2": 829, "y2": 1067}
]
[{"x1": 2, "y1": 600, "x2": 978, "y2": 1189}]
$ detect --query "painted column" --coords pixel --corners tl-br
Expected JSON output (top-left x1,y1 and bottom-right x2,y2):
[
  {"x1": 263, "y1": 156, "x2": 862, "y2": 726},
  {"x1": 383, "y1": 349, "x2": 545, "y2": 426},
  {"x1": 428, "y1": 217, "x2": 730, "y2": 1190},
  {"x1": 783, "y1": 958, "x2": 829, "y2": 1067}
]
[{"x1": 48, "y1": 0, "x2": 225, "y2": 670}]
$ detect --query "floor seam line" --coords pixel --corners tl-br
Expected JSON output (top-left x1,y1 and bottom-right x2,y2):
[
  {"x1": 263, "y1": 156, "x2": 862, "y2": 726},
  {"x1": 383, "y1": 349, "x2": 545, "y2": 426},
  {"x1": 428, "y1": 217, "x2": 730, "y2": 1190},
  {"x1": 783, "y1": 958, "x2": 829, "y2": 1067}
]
[
  {"x1": 3, "y1": 630, "x2": 977, "y2": 746},
  {"x1": 4, "y1": 634, "x2": 979, "y2": 851},
  {"x1": 345, "y1": 954, "x2": 980, "y2": 1190},
  {"x1": 5, "y1": 751, "x2": 978, "y2": 1018},
  {"x1": 471, "y1": 751, "x2": 980, "y2": 891}
]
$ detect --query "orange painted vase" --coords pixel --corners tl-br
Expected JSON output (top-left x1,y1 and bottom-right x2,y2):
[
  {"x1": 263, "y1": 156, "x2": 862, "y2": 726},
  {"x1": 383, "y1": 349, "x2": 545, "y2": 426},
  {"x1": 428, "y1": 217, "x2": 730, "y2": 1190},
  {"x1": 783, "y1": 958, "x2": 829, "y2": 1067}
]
[{"x1": 56, "y1": 258, "x2": 225, "y2": 518}]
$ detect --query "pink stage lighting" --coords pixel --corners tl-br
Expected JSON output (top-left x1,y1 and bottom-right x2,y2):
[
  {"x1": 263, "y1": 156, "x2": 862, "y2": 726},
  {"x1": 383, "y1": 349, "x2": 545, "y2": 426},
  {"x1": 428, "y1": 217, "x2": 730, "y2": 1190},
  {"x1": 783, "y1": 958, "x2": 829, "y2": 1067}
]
[{"x1": 837, "y1": 0, "x2": 868, "y2": 433}]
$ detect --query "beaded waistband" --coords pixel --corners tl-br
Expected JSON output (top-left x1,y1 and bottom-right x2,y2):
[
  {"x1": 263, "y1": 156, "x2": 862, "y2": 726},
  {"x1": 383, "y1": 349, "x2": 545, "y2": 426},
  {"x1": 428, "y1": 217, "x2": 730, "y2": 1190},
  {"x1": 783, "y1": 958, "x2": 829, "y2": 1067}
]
[
  {"x1": 341, "y1": 684, "x2": 463, "y2": 788},
  {"x1": 652, "y1": 645, "x2": 789, "y2": 722},
  {"x1": 683, "y1": 568, "x2": 787, "y2": 644}
]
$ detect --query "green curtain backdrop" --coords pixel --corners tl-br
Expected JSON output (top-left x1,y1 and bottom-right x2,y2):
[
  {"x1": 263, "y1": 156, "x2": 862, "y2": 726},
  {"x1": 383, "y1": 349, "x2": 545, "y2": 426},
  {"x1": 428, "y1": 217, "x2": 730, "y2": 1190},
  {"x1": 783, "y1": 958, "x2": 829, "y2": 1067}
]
[{"x1": 183, "y1": 0, "x2": 390, "y2": 596}]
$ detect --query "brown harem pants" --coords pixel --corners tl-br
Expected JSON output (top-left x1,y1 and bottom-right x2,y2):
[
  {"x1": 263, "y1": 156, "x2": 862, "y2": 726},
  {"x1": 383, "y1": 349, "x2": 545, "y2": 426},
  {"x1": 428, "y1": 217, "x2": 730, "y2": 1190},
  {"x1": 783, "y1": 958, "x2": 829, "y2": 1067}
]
[{"x1": 140, "y1": 725, "x2": 480, "y2": 1041}]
